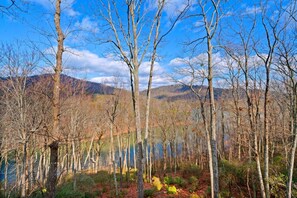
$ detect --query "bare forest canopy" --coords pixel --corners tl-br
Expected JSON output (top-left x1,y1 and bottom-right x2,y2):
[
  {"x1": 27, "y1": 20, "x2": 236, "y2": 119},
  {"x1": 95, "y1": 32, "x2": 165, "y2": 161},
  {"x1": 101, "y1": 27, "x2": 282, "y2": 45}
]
[{"x1": 0, "y1": 0, "x2": 297, "y2": 198}]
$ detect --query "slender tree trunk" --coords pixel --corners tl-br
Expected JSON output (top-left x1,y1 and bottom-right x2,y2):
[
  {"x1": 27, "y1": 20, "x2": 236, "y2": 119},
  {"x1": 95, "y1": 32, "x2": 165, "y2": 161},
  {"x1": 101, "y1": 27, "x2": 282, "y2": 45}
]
[
  {"x1": 4, "y1": 150, "x2": 8, "y2": 197},
  {"x1": 162, "y1": 141, "x2": 167, "y2": 171},
  {"x1": 264, "y1": 67, "x2": 270, "y2": 198},
  {"x1": 207, "y1": 39, "x2": 219, "y2": 198},
  {"x1": 117, "y1": 134, "x2": 123, "y2": 191},
  {"x1": 143, "y1": 7, "x2": 162, "y2": 180},
  {"x1": 84, "y1": 135, "x2": 94, "y2": 168},
  {"x1": 221, "y1": 110, "x2": 225, "y2": 159},
  {"x1": 133, "y1": 136, "x2": 136, "y2": 170},
  {"x1": 286, "y1": 85, "x2": 297, "y2": 198},
  {"x1": 127, "y1": 131, "x2": 130, "y2": 182},
  {"x1": 133, "y1": 70, "x2": 144, "y2": 198},
  {"x1": 21, "y1": 142, "x2": 27, "y2": 198},
  {"x1": 45, "y1": 0, "x2": 64, "y2": 197}
]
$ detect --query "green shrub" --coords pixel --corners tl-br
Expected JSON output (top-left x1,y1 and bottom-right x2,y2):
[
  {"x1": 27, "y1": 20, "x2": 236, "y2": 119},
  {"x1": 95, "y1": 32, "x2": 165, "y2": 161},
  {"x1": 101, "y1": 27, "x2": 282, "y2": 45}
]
[
  {"x1": 219, "y1": 190, "x2": 230, "y2": 198},
  {"x1": 219, "y1": 160, "x2": 245, "y2": 188},
  {"x1": 167, "y1": 185, "x2": 177, "y2": 194},
  {"x1": 4, "y1": 190, "x2": 22, "y2": 198},
  {"x1": 268, "y1": 174, "x2": 286, "y2": 198},
  {"x1": 182, "y1": 164, "x2": 201, "y2": 178},
  {"x1": 206, "y1": 186, "x2": 211, "y2": 195},
  {"x1": 84, "y1": 192, "x2": 96, "y2": 198},
  {"x1": 144, "y1": 188, "x2": 156, "y2": 198},
  {"x1": 189, "y1": 183, "x2": 199, "y2": 193},
  {"x1": 188, "y1": 175, "x2": 199, "y2": 192},
  {"x1": 56, "y1": 174, "x2": 96, "y2": 198},
  {"x1": 189, "y1": 176, "x2": 198, "y2": 184},
  {"x1": 174, "y1": 176, "x2": 187, "y2": 187},
  {"x1": 164, "y1": 176, "x2": 186, "y2": 187},
  {"x1": 91, "y1": 170, "x2": 110, "y2": 184},
  {"x1": 29, "y1": 189, "x2": 44, "y2": 198},
  {"x1": 164, "y1": 176, "x2": 174, "y2": 185},
  {"x1": 56, "y1": 183, "x2": 85, "y2": 198}
]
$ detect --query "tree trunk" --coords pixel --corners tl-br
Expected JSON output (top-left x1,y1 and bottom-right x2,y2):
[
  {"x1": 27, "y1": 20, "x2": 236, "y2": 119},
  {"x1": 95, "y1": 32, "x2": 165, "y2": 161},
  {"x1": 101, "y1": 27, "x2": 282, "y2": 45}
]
[
  {"x1": 133, "y1": 70, "x2": 144, "y2": 198},
  {"x1": 45, "y1": 141, "x2": 59, "y2": 198},
  {"x1": 21, "y1": 142, "x2": 27, "y2": 197},
  {"x1": 127, "y1": 131, "x2": 130, "y2": 182},
  {"x1": 207, "y1": 39, "x2": 219, "y2": 198},
  {"x1": 263, "y1": 67, "x2": 270, "y2": 198},
  {"x1": 221, "y1": 110, "x2": 225, "y2": 159},
  {"x1": 45, "y1": 0, "x2": 64, "y2": 196},
  {"x1": 286, "y1": 84, "x2": 297, "y2": 198},
  {"x1": 163, "y1": 142, "x2": 167, "y2": 171}
]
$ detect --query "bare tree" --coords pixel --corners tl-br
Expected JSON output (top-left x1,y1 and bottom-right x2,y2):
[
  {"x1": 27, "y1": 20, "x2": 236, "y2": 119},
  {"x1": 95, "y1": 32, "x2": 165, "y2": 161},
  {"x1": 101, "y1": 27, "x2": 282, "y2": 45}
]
[
  {"x1": 275, "y1": 22, "x2": 297, "y2": 197},
  {"x1": 143, "y1": 0, "x2": 190, "y2": 182},
  {"x1": 45, "y1": 0, "x2": 65, "y2": 197},
  {"x1": 96, "y1": 1, "x2": 186, "y2": 196},
  {"x1": 0, "y1": 42, "x2": 41, "y2": 197},
  {"x1": 254, "y1": 2, "x2": 289, "y2": 196},
  {"x1": 0, "y1": 0, "x2": 26, "y2": 16},
  {"x1": 106, "y1": 80, "x2": 122, "y2": 196},
  {"x1": 185, "y1": 0, "x2": 222, "y2": 196}
]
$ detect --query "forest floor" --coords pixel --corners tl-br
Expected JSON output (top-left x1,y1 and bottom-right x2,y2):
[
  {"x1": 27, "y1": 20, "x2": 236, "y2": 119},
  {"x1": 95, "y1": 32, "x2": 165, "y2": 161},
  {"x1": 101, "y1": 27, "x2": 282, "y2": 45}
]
[
  {"x1": 52, "y1": 160, "x2": 267, "y2": 198},
  {"x1": 92, "y1": 170, "x2": 211, "y2": 198}
]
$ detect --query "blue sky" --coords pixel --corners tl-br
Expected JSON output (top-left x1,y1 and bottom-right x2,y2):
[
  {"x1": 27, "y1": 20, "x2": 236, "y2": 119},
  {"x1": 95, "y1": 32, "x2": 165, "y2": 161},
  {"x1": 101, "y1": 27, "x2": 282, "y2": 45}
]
[{"x1": 0, "y1": 0, "x2": 289, "y2": 89}]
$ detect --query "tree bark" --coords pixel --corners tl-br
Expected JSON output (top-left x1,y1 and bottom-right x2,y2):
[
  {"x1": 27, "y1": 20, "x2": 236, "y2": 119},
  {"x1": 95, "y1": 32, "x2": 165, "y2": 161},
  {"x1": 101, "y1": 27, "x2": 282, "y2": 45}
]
[
  {"x1": 45, "y1": 141, "x2": 59, "y2": 198},
  {"x1": 286, "y1": 81, "x2": 297, "y2": 198},
  {"x1": 207, "y1": 37, "x2": 219, "y2": 198},
  {"x1": 45, "y1": 0, "x2": 64, "y2": 197},
  {"x1": 133, "y1": 70, "x2": 144, "y2": 198}
]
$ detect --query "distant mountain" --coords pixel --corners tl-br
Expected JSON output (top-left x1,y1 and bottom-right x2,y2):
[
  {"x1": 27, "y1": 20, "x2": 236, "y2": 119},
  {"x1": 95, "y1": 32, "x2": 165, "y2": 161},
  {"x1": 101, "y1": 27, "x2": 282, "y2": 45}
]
[
  {"x1": 1, "y1": 74, "x2": 238, "y2": 101},
  {"x1": 1, "y1": 74, "x2": 117, "y2": 95},
  {"x1": 143, "y1": 84, "x2": 229, "y2": 101}
]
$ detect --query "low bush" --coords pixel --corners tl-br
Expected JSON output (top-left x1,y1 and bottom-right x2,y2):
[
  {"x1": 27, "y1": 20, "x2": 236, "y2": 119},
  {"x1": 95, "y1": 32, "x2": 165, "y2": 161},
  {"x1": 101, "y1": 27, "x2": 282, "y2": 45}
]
[
  {"x1": 144, "y1": 188, "x2": 156, "y2": 198},
  {"x1": 164, "y1": 176, "x2": 174, "y2": 185},
  {"x1": 189, "y1": 176, "x2": 198, "y2": 184},
  {"x1": 268, "y1": 173, "x2": 286, "y2": 198},
  {"x1": 152, "y1": 176, "x2": 163, "y2": 191},
  {"x1": 164, "y1": 176, "x2": 186, "y2": 187},
  {"x1": 219, "y1": 160, "x2": 245, "y2": 188},
  {"x1": 219, "y1": 190, "x2": 230, "y2": 198},
  {"x1": 189, "y1": 193, "x2": 200, "y2": 198},
  {"x1": 91, "y1": 170, "x2": 110, "y2": 184},
  {"x1": 189, "y1": 183, "x2": 199, "y2": 193},
  {"x1": 181, "y1": 164, "x2": 202, "y2": 178},
  {"x1": 167, "y1": 185, "x2": 177, "y2": 194},
  {"x1": 174, "y1": 176, "x2": 187, "y2": 187},
  {"x1": 56, "y1": 173, "x2": 96, "y2": 198},
  {"x1": 56, "y1": 183, "x2": 85, "y2": 198}
]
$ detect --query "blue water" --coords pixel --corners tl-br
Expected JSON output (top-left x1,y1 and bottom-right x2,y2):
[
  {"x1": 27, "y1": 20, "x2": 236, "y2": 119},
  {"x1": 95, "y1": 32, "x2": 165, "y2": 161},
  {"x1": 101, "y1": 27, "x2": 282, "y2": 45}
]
[
  {"x1": 0, "y1": 141, "x2": 184, "y2": 183},
  {"x1": 0, "y1": 159, "x2": 16, "y2": 183}
]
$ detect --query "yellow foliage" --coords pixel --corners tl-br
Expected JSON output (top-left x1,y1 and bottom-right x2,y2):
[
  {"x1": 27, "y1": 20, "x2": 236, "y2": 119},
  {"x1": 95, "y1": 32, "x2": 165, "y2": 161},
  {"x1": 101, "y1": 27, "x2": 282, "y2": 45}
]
[
  {"x1": 152, "y1": 176, "x2": 163, "y2": 191},
  {"x1": 167, "y1": 185, "x2": 177, "y2": 194},
  {"x1": 190, "y1": 193, "x2": 200, "y2": 198}
]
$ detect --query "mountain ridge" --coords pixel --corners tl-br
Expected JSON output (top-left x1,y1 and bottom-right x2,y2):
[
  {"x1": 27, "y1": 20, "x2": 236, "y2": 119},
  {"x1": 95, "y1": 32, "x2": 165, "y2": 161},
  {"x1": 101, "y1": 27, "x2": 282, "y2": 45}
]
[{"x1": 1, "y1": 74, "x2": 234, "y2": 101}]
